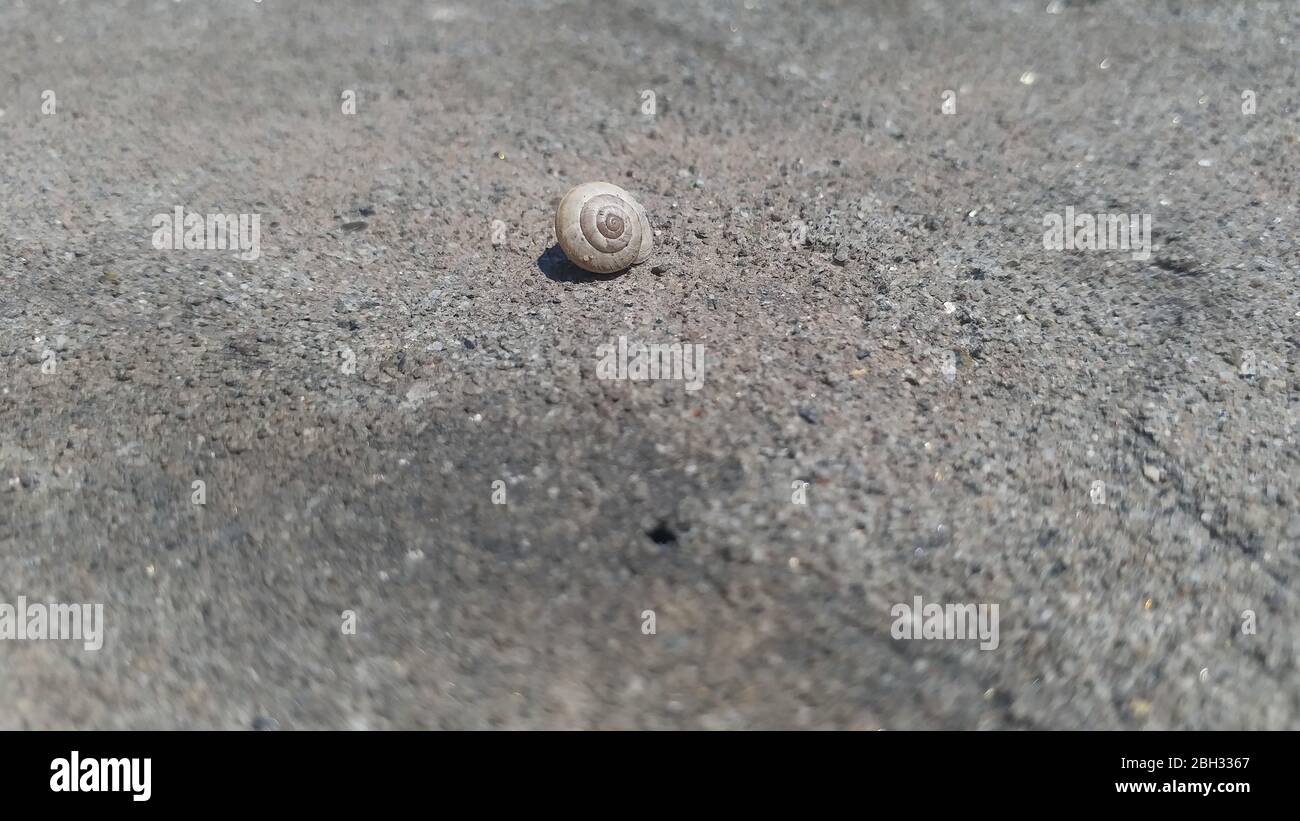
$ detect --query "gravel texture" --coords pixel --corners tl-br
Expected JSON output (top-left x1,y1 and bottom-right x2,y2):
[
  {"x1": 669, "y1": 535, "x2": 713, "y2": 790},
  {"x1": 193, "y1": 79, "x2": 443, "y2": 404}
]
[{"x1": 1, "y1": 0, "x2": 1298, "y2": 729}]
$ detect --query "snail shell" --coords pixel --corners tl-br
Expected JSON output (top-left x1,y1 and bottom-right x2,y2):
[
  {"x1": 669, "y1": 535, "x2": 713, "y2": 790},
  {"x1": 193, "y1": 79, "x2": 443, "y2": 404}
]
[{"x1": 554, "y1": 182, "x2": 652, "y2": 273}]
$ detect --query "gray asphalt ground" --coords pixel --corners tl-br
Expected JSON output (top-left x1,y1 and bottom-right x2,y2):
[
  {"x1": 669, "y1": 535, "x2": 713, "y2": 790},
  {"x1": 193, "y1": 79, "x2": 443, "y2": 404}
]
[{"x1": 1, "y1": 0, "x2": 1298, "y2": 729}]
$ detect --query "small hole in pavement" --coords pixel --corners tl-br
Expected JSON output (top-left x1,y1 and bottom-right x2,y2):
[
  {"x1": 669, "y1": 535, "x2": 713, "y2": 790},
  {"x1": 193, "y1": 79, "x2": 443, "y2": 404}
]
[{"x1": 646, "y1": 521, "x2": 677, "y2": 545}]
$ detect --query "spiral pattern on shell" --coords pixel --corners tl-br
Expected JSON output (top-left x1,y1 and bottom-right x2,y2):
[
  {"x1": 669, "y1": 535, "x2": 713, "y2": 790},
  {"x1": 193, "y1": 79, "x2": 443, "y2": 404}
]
[{"x1": 554, "y1": 182, "x2": 652, "y2": 274}]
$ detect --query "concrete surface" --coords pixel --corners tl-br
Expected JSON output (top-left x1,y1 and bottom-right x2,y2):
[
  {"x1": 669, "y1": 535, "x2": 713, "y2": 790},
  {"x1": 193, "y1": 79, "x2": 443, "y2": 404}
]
[{"x1": 0, "y1": 0, "x2": 1298, "y2": 729}]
